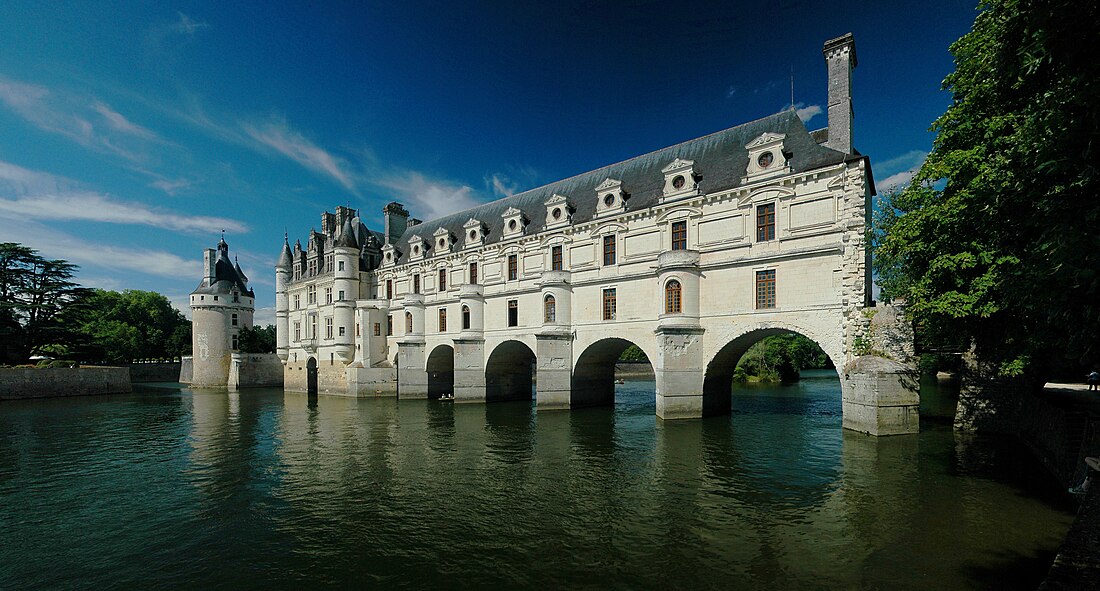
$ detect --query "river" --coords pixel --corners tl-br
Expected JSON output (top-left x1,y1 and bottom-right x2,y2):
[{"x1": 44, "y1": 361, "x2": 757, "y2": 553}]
[{"x1": 0, "y1": 371, "x2": 1074, "y2": 589}]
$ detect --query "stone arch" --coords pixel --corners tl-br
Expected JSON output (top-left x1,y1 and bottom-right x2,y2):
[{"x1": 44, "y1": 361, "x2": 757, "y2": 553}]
[
  {"x1": 702, "y1": 320, "x2": 843, "y2": 416},
  {"x1": 426, "y1": 344, "x2": 454, "y2": 400},
  {"x1": 306, "y1": 356, "x2": 318, "y2": 395},
  {"x1": 485, "y1": 340, "x2": 536, "y2": 402},
  {"x1": 572, "y1": 337, "x2": 655, "y2": 408}
]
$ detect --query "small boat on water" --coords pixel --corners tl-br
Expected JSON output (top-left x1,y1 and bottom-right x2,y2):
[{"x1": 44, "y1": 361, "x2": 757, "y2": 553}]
[
  {"x1": 615, "y1": 378, "x2": 625, "y2": 384},
  {"x1": 439, "y1": 393, "x2": 454, "y2": 401}
]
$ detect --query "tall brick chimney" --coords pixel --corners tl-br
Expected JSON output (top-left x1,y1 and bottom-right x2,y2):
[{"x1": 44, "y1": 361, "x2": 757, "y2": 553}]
[{"x1": 823, "y1": 33, "x2": 857, "y2": 155}]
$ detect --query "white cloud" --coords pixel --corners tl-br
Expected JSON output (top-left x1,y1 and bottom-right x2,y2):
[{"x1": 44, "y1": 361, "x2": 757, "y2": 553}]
[
  {"x1": 795, "y1": 103, "x2": 823, "y2": 123},
  {"x1": 149, "y1": 177, "x2": 191, "y2": 195},
  {"x1": 253, "y1": 306, "x2": 275, "y2": 327},
  {"x1": 242, "y1": 115, "x2": 356, "y2": 191},
  {"x1": 0, "y1": 216, "x2": 199, "y2": 278},
  {"x1": 878, "y1": 169, "x2": 918, "y2": 191},
  {"x1": 171, "y1": 12, "x2": 209, "y2": 35},
  {"x1": 374, "y1": 171, "x2": 482, "y2": 220},
  {"x1": 0, "y1": 160, "x2": 246, "y2": 233},
  {"x1": 0, "y1": 76, "x2": 160, "y2": 163},
  {"x1": 486, "y1": 173, "x2": 518, "y2": 198}
]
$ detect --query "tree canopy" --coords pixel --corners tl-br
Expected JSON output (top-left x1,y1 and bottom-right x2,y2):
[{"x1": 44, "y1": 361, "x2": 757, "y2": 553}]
[
  {"x1": 77, "y1": 289, "x2": 191, "y2": 363},
  {"x1": 237, "y1": 324, "x2": 276, "y2": 354},
  {"x1": 0, "y1": 243, "x2": 91, "y2": 364},
  {"x1": 874, "y1": 0, "x2": 1100, "y2": 378}
]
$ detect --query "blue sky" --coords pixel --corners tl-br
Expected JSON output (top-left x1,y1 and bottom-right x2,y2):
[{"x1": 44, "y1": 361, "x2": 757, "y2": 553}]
[{"x1": 0, "y1": 1, "x2": 978, "y2": 324}]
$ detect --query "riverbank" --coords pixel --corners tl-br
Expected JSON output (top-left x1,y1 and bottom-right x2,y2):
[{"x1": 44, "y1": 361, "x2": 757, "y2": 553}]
[{"x1": 0, "y1": 366, "x2": 131, "y2": 400}]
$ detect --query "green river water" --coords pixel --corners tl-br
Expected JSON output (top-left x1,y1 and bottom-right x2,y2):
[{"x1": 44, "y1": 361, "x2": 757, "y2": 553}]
[{"x1": 0, "y1": 371, "x2": 1075, "y2": 589}]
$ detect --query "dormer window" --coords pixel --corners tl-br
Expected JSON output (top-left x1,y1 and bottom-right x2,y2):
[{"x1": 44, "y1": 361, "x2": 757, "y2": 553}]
[
  {"x1": 595, "y1": 178, "x2": 627, "y2": 217},
  {"x1": 408, "y1": 235, "x2": 428, "y2": 261},
  {"x1": 661, "y1": 158, "x2": 699, "y2": 202},
  {"x1": 381, "y1": 244, "x2": 399, "y2": 268},
  {"x1": 463, "y1": 218, "x2": 486, "y2": 248},
  {"x1": 501, "y1": 207, "x2": 527, "y2": 239},
  {"x1": 744, "y1": 133, "x2": 790, "y2": 182},
  {"x1": 433, "y1": 227, "x2": 453, "y2": 254}
]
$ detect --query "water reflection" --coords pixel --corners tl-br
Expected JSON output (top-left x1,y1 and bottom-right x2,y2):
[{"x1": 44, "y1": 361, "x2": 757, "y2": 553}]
[{"x1": 0, "y1": 377, "x2": 1075, "y2": 590}]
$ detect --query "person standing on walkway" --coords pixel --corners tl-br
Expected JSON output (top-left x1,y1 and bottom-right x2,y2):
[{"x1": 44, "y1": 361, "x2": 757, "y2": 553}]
[{"x1": 1088, "y1": 370, "x2": 1100, "y2": 391}]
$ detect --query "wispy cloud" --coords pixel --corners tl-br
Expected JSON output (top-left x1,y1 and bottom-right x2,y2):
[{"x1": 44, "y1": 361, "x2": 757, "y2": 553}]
[
  {"x1": 253, "y1": 306, "x2": 276, "y2": 327},
  {"x1": 374, "y1": 171, "x2": 482, "y2": 220},
  {"x1": 149, "y1": 177, "x2": 191, "y2": 195},
  {"x1": 794, "y1": 103, "x2": 823, "y2": 123},
  {"x1": 242, "y1": 115, "x2": 357, "y2": 191},
  {"x1": 876, "y1": 149, "x2": 927, "y2": 191},
  {"x1": 0, "y1": 216, "x2": 200, "y2": 278},
  {"x1": 0, "y1": 76, "x2": 161, "y2": 163},
  {"x1": 0, "y1": 160, "x2": 246, "y2": 233},
  {"x1": 171, "y1": 12, "x2": 209, "y2": 35},
  {"x1": 486, "y1": 173, "x2": 518, "y2": 198}
]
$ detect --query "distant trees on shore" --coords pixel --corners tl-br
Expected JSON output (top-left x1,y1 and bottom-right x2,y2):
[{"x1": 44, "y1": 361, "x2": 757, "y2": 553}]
[{"x1": 1, "y1": 242, "x2": 190, "y2": 365}]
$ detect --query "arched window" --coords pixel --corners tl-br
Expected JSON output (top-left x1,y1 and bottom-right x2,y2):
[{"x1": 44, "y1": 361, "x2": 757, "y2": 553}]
[
  {"x1": 544, "y1": 294, "x2": 556, "y2": 323},
  {"x1": 665, "y1": 280, "x2": 682, "y2": 314},
  {"x1": 405, "y1": 311, "x2": 413, "y2": 333},
  {"x1": 462, "y1": 305, "x2": 471, "y2": 330}
]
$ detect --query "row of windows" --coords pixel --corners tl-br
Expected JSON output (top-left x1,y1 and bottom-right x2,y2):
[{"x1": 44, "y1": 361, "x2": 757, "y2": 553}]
[
  {"x1": 289, "y1": 271, "x2": 776, "y2": 343},
  {"x1": 292, "y1": 286, "x2": 348, "y2": 309}
]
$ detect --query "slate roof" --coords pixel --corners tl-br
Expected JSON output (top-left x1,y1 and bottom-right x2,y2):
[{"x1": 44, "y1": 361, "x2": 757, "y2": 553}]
[
  {"x1": 389, "y1": 109, "x2": 864, "y2": 265},
  {"x1": 193, "y1": 246, "x2": 254, "y2": 297}
]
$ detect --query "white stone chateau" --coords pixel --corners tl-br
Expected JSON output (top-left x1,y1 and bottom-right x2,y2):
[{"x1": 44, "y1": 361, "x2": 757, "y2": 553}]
[{"x1": 275, "y1": 34, "x2": 919, "y2": 435}]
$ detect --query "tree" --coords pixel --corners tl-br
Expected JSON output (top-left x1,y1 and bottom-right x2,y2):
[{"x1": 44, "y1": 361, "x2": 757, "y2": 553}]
[
  {"x1": 874, "y1": 0, "x2": 1100, "y2": 379},
  {"x1": 735, "y1": 333, "x2": 829, "y2": 382},
  {"x1": 237, "y1": 324, "x2": 276, "y2": 354},
  {"x1": 0, "y1": 243, "x2": 91, "y2": 364},
  {"x1": 77, "y1": 289, "x2": 190, "y2": 363}
]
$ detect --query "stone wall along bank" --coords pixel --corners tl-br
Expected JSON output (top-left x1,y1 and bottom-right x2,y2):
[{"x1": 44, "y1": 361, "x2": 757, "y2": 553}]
[{"x1": 0, "y1": 367, "x2": 131, "y2": 400}]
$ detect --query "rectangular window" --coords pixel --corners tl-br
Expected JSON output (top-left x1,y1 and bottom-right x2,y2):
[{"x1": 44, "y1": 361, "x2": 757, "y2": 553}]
[
  {"x1": 231, "y1": 313, "x2": 238, "y2": 327},
  {"x1": 756, "y1": 203, "x2": 776, "y2": 242},
  {"x1": 386, "y1": 279, "x2": 393, "y2": 299},
  {"x1": 338, "y1": 260, "x2": 344, "y2": 271},
  {"x1": 413, "y1": 274, "x2": 420, "y2": 294},
  {"x1": 603, "y1": 235, "x2": 616, "y2": 266},
  {"x1": 439, "y1": 268, "x2": 447, "y2": 291},
  {"x1": 602, "y1": 288, "x2": 617, "y2": 321},
  {"x1": 508, "y1": 254, "x2": 518, "y2": 280},
  {"x1": 756, "y1": 269, "x2": 777, "y2": 309},
  {"x1": 294, "y1": 322, "x2": 301, "y2": 342},
  {"x1": 470, "y1": 262, "x2": 478, "y2": 285},
  {"x1": 387, "y1": 315, "x2": 393, "y2": 336},
  {"x1": 671, "y1": 220, "x2": 687, "y2": 250},
  {"x1": 325, "y1": 317, "x2": 334, "y2": 339},
  {"x1": 373, "y1": 322, "x2": 381, "y2": 337},
  {"x1": 325, "y1": 287, "x2": 332, "y2": 304},
  {"x1": 338, "y1": 326, "x2": 346, "y2": 337},
  {"x1": 213, "y1": 295, "x2": 219, "y2": 301},
  {"x1": 507, "y1": 299, "x2": 518, "y2": 327},
  {"x1": 310, "y1": 315, "x2": 317, "y2": 339},
  {"x1": 307, "y1": 285, "x2": 316, "y2": 304},
  {"x1": 439, "y1": 308, "x2": 447, "y2": 332},
  {"x1": 551, "y1": 245, "x2": 563, "y2": 271},
  {"x1": 232, "y1": 334, "x2": 238, "y2": 350},
  {"x1": 338, "y1": 290, "x2": 345, "y2": 301},
  {"x1": 294, "y1": 294, "x2": 300, "y2": 309}
]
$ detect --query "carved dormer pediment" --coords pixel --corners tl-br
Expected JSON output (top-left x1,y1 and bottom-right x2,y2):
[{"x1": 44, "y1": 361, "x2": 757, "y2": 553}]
[
  {"x1": 595, "y1": 178, "x2": 627, "y2": 217},
  {"x1": 463, "y1": 218, "x2": 486, "y2": 248},
  {"x1": 661, "y1": 158, "x2": 699, "y2": 202},
  {"x1": 544, "y1": 193, "x2": 572, "y2": 229},
  {"x1": 381, "y1": 243, "x2": 400, "y2": 267},
  {"x1": 501, "y1": 207, "x2": 528, "y2": 238}
]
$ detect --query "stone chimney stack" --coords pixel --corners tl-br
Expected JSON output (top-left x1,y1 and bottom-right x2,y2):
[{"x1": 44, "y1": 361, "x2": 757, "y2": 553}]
[
  {"x1": 203, "y1": 248, "x2": 216, "y2": 284},
  {"x1": 823, "y1": 33, "x2": 857, "y2": 155},
  {"x1": 382, "y1": 201, "x2": 410, "y2": 245}
]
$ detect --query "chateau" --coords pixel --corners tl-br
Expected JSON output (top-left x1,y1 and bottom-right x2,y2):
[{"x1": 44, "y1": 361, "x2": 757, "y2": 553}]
[{"x1": 275, "y1": 34, "x2": 919, "y2": 435}]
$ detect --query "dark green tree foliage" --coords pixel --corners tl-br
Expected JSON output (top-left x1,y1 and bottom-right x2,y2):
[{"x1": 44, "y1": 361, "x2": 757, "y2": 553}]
[
  {"x1": 237, "y1": 324, "x2": 276, "y2": 354},
  {"x1": 874, "y1": 0, "x2": 1100, "y2": 377},
  {"x1": 78, "y1": 289, "x2": 190, "y2": 362},
  {"x1": 0, "y1": 243, "x2": 91, "y2": 364},
  {"x1": 617, "y1": 344, "x2": 649, "y2": 363},
  {"x1": 735, "y1": 334, "x2": 830, "y2": 382}
]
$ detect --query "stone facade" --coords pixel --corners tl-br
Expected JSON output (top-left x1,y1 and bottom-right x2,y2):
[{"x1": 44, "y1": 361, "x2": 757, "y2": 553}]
[{"x1": 275, "y1": 33, "x2": 919, "y2": 435}]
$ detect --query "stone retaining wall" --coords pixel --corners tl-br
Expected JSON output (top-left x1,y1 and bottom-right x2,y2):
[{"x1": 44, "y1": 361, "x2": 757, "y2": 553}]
[
  {"x1": 228, "y1": 353, "x2": 284, "y2": 390},
  {"x1": 128, "y1": 362, "x2": 182, "y2": 383},
  {"x1": 0, "y1": 367, "x2": 131, "y2": 400}
]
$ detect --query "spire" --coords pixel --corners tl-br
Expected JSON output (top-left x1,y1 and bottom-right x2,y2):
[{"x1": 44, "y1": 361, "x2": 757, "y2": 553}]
[
  {"x1": 276, "y1": 232, "x2": 293, "y2": 269},
  {"x1": 336, "y1": 218, "x2": 359, "y2": 249},
  {"x1": 233, "y1": 256, "x2": 250, "y2": 285}
]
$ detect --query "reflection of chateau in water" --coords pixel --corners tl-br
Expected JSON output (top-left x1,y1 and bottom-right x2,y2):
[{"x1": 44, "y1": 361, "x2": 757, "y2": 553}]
[{"x1": 275, "y1": 34, "x2": 919, "y2": 436}]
